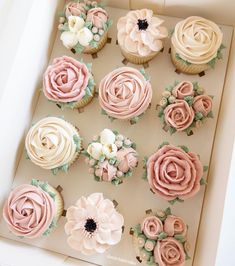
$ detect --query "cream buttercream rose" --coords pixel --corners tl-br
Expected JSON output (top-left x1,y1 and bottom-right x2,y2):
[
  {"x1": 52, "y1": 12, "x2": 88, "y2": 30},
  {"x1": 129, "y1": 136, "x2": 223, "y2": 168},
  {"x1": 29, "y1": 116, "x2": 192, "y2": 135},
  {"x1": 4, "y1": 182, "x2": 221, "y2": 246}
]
[
  {"x1": 171, "y1": 16, "x2": 223, "y2": 64},
  {"x1": 3, "y1": 184, "x2": 55, "y2": 238},
  {"x1": 99, "y1": 67, "x2": 152, "y2": 120},
  {"x1": 25, "y1": 117, "x2": 80, "y2": 170},
  {"x1": 147, "y1": 144, "x2": 203, "y2": 201}
]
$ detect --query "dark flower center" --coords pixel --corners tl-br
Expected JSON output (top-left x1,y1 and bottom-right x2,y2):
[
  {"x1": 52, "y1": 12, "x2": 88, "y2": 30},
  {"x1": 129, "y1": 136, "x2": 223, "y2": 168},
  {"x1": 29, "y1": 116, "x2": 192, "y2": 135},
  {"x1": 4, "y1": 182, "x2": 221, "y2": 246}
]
[
  {"x1": 84, "y1": 218, "x2": 97, "y2": 233},
  {"x1": 137, "y1": 19, "x2": 149, "y2": 30}
]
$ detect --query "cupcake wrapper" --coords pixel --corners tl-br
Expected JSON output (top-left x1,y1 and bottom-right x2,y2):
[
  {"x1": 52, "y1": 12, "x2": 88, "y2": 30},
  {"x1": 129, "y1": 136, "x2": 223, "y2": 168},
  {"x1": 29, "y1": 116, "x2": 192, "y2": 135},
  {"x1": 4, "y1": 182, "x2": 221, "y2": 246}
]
[
  {"x1": 120, "y1": 46, "x2": 159, "y2": 64},
  {"x1": 171, "y1": 45, "x2": 210, "y2": 74},
  {"x1": 73, "y1": 85, "x2": 96, "y2": 109},
  {"x1": 83, "y1": 31, "x2": 108, "y2": 54},
  {"x1": 46, "y1": 184, "x2": 64, "y2": 222}
]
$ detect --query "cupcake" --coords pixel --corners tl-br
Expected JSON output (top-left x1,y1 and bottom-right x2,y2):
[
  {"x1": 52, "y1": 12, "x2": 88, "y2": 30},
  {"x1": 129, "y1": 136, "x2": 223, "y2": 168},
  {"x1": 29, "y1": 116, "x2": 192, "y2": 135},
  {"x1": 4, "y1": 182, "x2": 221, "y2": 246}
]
[
  {"x1": 58, "y1": 1, "x2": 112, "y2": 54},
  {"x1": 65, "y1": 193, "x2": 124, "y2": 255},
  {"x1": 171, "y1": 16, "x2": 224, "y2": 74},
  {"x1": 131, "y1": 208, "x2": 190, "y2": 265},
  {"x1": 25, "y1": 117, "x2": 82, "y2": 174},
  {"x1": 43, "y1": 56, "x2": 95, "y2": 109},
  {"x1": 99, "y1": 67, "x2": 152, "y2": 124},
  {"x1": 117, "y1": 9, "x2": 168, "y2": 64},
  {"x1": 3, "y1": 179, "x2": 64, "y2": 238},
  {"x1": 158, "y1": 80, "x2": 213, "y2": 135},
  {"x1": 143, "y1": 142, "x2": 208, "y2": 204},
  {"x1": 84, "y1": 128, "x2": 138, "y2": 185}
]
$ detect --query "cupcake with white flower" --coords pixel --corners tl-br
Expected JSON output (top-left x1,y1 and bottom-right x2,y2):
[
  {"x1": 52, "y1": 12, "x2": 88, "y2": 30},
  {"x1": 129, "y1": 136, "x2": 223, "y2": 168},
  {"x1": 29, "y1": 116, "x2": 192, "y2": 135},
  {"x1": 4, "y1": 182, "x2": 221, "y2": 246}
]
[
  {"x1": 131, "y1": 208, "x2": 190, "y2": 265},
  {"x1": 65, "y1": 193, "x2": 124, "y2": 255},
  {"x1": 58, "y1": 1, "x2": 112, "y2": 54},
  {"x1": 84, "y1": 128, "x2": 138, "y2": 185},
  {"x1": 3, "y1": 179, "x2": 64, "y2": 238},
  {"x1": 158, "y1": 80, "x2": 213, "y2": 135},
  {"x1": 171, "y1": 16, "x2": 224, "y2": 74},
  {"x1": 25, "y1": 117, "x2": 82, "y2": 174}
]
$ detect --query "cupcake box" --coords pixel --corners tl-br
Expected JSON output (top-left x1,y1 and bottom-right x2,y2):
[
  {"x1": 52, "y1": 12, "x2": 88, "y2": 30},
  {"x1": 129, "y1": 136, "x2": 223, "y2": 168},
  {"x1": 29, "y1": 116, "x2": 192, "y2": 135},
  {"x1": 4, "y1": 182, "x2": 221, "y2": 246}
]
[{"x1": 0, "y1": 2, "x2": 234, "y2": 266}]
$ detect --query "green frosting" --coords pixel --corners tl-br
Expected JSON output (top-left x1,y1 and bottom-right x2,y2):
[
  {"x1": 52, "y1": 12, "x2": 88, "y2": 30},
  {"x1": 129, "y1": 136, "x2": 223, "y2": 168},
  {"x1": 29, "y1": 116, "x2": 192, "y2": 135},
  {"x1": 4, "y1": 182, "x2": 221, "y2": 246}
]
[
  {"x1": 31, "y1": 179, "x2": 56, "y2": 200},
  {"x1": 168, "y1": 197, "x2": 184, "y2": 205},
  {"x1": 207, "y1": 44, "x2": 226, "y2": 68},
  {"x1": 175, "y1": 53, "x2": 191, "y2": 65}
]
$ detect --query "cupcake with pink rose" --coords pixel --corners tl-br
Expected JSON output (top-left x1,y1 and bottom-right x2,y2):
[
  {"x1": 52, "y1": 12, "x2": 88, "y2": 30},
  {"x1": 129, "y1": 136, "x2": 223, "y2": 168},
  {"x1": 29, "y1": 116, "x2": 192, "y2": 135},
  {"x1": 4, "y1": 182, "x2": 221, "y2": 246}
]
[
  {"x1": 2, "y1": 179, "x2": 64, "y2": 238},
  {"x1": 130, "y1": 207, "x2": 190, "y2": 265},
  {"x1": 158, "y1": 80, "x2": 214, "y2": 135},
  {"x1": 99, "y1": 67, "x2": 152, "y2": 124},
  {"x1": 43, "y1": 56, "x2": 95, "y2": 109},
  {"x1": 84, "y1": 128, "x2": 138, "y2": 185},
  {"x1": 143, "y1": 142, "x2": 208, "y2": 204},
  {"x1": 58, "y1": 1, "x2": 112, "y2": 54},
  {"x1": 117, "y1": 9, "x2": 168, "y2": 64},
  {"x1": 65, "y1": 192, "x2": 124, "y2": 255}
]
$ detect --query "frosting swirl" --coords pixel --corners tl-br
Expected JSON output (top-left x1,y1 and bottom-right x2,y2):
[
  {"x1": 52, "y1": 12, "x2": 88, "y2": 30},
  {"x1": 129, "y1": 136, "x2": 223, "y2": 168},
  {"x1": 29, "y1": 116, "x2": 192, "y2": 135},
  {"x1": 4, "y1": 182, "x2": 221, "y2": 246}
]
[
  {"x1": 154, "y1": 237, "x2": 185, "y2": 266},
  {"x1": 86, "y1": 7, "x2": 108, "y2": 28},
  {"x1": 3, "y1": 184, "x2": 55, "y2": 238},
  {"x1": 141, "y1": 216, "x2": 163, "y2": 240},
  {"x1": 43, "y1": 56, "x2": 90, "y2": 103},
  {"x1": 117, "y1": 9, "x2": 168, "y2": 56},
  {"x1": 147, "y1": 145, "x2": 203, "y2": 200},
  {"x1": 65, "y1": 193, "x2": 124, "y2": 255},
  {"x1": 99, "y1": 67, "x2": 152, "y2": 119},
  {"x1": 172, "y1": 16, "x2": 223, "y2": 64},
  {"x1": 164, "y1": 100, "x2": 195, "y2": 131},
  {"x1": 25, "y1": 117, "x2": 78, "y2": 170}
]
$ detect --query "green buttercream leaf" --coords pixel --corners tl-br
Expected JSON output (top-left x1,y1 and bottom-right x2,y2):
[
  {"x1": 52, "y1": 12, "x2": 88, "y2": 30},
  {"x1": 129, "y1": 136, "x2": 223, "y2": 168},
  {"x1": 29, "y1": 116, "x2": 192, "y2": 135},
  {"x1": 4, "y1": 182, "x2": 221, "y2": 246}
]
[
  {"x1": 80, "y1": 12, "x2": 86, "y2": 20},
  {"x1": 203, "y1": 165, "x2": 209, "y2": 172},
  {"x1": 39, "y1": 182, "x2": 48, "y2": 191},
  {"x1": 142, "y1": 170, "x2": 148, "y2": 180},
  {"x1": 59, "y1": 23, "x2": 69, "y2": 32},
  {"x1": 74, "y1": 42, "x2": 84, "y2": 54},
  {"x1": 90, "y1": 40, "x2": 98, "y2": 48},
  {"x1": 124, "y1": 170, "x2": 132, "y2": 177},
  {"x1": 143, "y1": 156, "x2": 148, "y2": 168},
  {"x1": 31, "y1": 179, "x2": 39, "y2": 187},
  {"x1": 139, "y1": 68, "x2": 149, "y2": 80},
  {"x1": 58, "y1": 11, "x2": 65, "y2": 17},
  {"x1": 109, "y1": 157, "x2": 117, "y2": 165},
  {"x1": 111, "y1": 178, "x2": 122, "y2": 186},
  {"x1": 165, "y1": 207, "x2": 172, "y2": 216},
  {"x1": 48, "y1": 191, "x2": 56, "y2": 200},
  {"x1": 195, "y1": 112, "x2": 204, "y2": 121},
  {"x1": 169, "y1": 127, "x2": 177, "y2": 135},
  {"x1": 200, "y1": 178, "x2": 207, "y2": 185},
  {"x1": 62, "y1": 164, "x2": 69, "y2": 173},
  {"x1": 179, "y1": 145, "x2": 189, "y2": 153},
  {"x1": 51, "y1": 168, "x2": 59, "y2": 175},
  {"x1": 174, "y1": 234, "x2": 185, "y2": 243},
  {"x1": 130, "y1": 116, "x2": 139, "y2": 124},
  {"x1": 169, "y1": 197, "x2": 184, "y2": 205},
  {"x1": 106, "y1": 19, "x2": 113, "y2": 29},
  {"x1": 193, "y1": 81, "x2": 199, "y2": 91},
  {"x1": 158, "y1": 231, "x2": 168, "y2": 240},
  {"x1": 132, "y1": 224, "x2": 142, "y2": 235},
  {"x1": 109, "y1": 116, "x2": 116, "y2": 122},
  {"x1": 207, "y1": 58, "x2": 216, "y2": 69},
  {"x1": 158, "y1": 141, "x2": 170, "y2": 149},
  {"x1": 101, "y1": 109, "x2": 107, "y2": 115},
  {"x1": 94, "y1": 175, "x2": 101, "y2": 182},
  {"x1": 131, "y1": 142, "x2": 137, "y2": 149},
  {"x1": 84, "y1": 21, "x2": 92, "y2": 30},
  {"x1": 184, "y1": 96, "x2": 194, "y2": 106},
  {"x1": 99, "y1": 155, "x2": 105, "y2": 162},
  {"x1": 165, "y1": 84, "x2": 174, "y2": 92},
  {"x1": 175, "y1": 53, "x2": 191, "y2": 65},
  {"x1": 186, "y1": 252, "x2": 191, "y2": 260},
  {"x1": 158, "y1": 106, "x2": 164, "y2": 117},
  {"x1": 86, "y1": 62, "x2": 92, "y2": 72},
  {"x1": 207, "y1": 111, "x2": 214, "y2": 118}
]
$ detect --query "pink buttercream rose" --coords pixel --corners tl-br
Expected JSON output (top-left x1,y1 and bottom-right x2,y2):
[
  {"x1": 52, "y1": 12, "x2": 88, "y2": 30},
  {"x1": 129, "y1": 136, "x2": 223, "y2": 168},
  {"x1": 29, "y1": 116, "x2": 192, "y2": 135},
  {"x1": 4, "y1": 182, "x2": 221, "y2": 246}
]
[
  {"x1": 3, "y1": 184, "x2": 55, "y2": 238},
  {"x1": 86, "y1": 7, "x2": 108, "y2": 28},
  {"x1": 164, "y1": 215, "x2": 187, "y2": 238},
  {"x1": 99, "y1": 67, "x2": 152, "y2": 120},
  {"x1": 193, "y1": 95, "x2": 213, "y2": 116},
  {"x1": 43, "y1": 56, "x2": 90, "y2": 103},
  {"x1": 172, "y1": 81, "x2": 194, "y2": 99},
  {"x1": 141, "y1": 216, "x2": 163, "y2": 240},
  {"x1": 164, "y1": 100, "x2": 194, "y2": 131},
  {"x1": 116, "y1": 148, "x2": 138, "y2": 173},
  {"x1": 97, "y1": 160, "x2": 117, "y2": 181},
  {"x1": 147, "y1": 145, "x2": 203, "y2": 200},
  {"x1": 154, "y1": 237, "x2": 186, "y2": 266},
  {"x1": 65, "y1": 1, "x2": 86, "y2": 18}
]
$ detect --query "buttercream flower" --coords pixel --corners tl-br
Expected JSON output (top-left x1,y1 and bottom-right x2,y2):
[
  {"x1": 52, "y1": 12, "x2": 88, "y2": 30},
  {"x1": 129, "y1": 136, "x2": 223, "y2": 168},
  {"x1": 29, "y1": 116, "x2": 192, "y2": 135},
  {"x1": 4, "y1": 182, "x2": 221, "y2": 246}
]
[
  {"x1": 144, "y1": 239, "x2": 155, "y2": 252},
  {"x1": 65, "y1": 193, "x2": 124, "y2": 255},
  {"x1": 43, "y1": 56, "x2": 89, "y2": 103},
  {"x1": 99, "y1": 67, "x2": 152, "y2": 120},
  {"x1": 147, "y1": 145, "x2": 203, "y2": 200},
  {"x1": 116, "y1": 148, "x2": 138, "y2": 173},
  {"x1": 3, "y1": 184, "x2": 55, "y2": 238},
  {"x1": 164, "y1": 215, "x2": 187, "y2": 237},
  {"x1": 141, "y1": 216, "x2": 163, "y2": 240},
  {"x1": 60, "y1": 31, "x2": 79, "y2": 49},
  {"x1": 68, "y1": 15, "x2": 85, "y2": 33},
  {"x1": 87, "y1": 142, "x2": 103, "y2": 160},
  {"x1": 193, "y1": 95, "x2": 213, "y2": 116},
  {"x1": 97, "y1": 160, "x2": 117, "y2": 181},
  {"x1": 86, "y1": 7, "x2": 108, "y2": 28},
  {"x1": 117, "y1": 9, "x2": 168, "y2": 56},
  {"x1": 100, "y1": 128, "x2": 116, "y2": 145},
  {"x1": 171, "y1": 16, "x2": 223, "y2": 64},
  {"x1": 77, "y1": 27, "x2": 93, "y2": 46},
  {"x1": 164, "y1": 100, "x2": 194, "y2": 131},
  {"x1": 102, "y1": 143, "x2": 118, "y2": 159},
  {"x1": 172, "y1": 81, "x2": 194, "y2": 99},
  {"x1": 65, "y1": 1, "x2": 86, "y2": 18},
  {"x1": 154, "y1": 237, "x2": 185, "y2": 266}
]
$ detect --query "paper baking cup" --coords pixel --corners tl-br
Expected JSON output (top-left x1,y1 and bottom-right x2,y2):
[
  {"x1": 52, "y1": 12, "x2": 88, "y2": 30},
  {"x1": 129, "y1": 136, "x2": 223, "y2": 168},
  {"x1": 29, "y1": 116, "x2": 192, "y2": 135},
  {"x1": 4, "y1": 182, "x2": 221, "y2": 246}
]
[
  {"x1": 171, "y1": 45, "x2": 210, "y2": 74},
  {"x1": 120, "y1": 46, "x2": 159, "y2": 64},
  {"x1": 73, "y1": 85, "x2": 95, "y2": 109},
  {"x1": 83, "y1": 31, "x2": 108, "y2": 54},
  {"x1": 46, "y1": 184, "x2": 64, "y2": 222}
]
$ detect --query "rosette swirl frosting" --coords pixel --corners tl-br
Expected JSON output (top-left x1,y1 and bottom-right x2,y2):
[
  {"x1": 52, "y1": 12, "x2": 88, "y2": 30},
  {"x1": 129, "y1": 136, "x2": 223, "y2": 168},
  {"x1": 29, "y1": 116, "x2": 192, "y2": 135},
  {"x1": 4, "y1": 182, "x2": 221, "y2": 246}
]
[
  {"x1": 25, "y1": 117, "x2": 78, "y2": 170},
  {"x1": 3, "y1": 184, "x2": 55, "y2": 238},
  {"x1": 99, "y1": 67, "x2": 152, "y2": 119},
  {"x1": 43, "y1": 56, "x2": 90, "y2": 103},
  {"x1": 147, "y1": 145, "x2": 203, "y2": 200},
  {"x1": 117, "y1": 9, "x2": 168, "y2": 56},
  {"x1": 172, "y1": 16, "x2": 223, "y2": 64}
]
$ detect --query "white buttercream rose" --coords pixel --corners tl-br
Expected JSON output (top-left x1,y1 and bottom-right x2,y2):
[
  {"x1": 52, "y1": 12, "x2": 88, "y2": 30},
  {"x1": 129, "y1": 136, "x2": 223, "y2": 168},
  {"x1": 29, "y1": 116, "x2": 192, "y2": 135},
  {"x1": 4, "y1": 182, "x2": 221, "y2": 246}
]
[
  {"x1": 100, "y1": 129, "x2": 116, "y2": 145},
  {"x1": 68, "y1": 16, "x2": 85, "y2": 33},
  {"x1": 77, "y1": 27, "x2": 93, "y2": 46},
  {"x1": 60, "y1": 31, "x2": 79, "y2": 49},
  {"x1": 87, "y1": 142, "x2": 103, "y2": 160}
]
